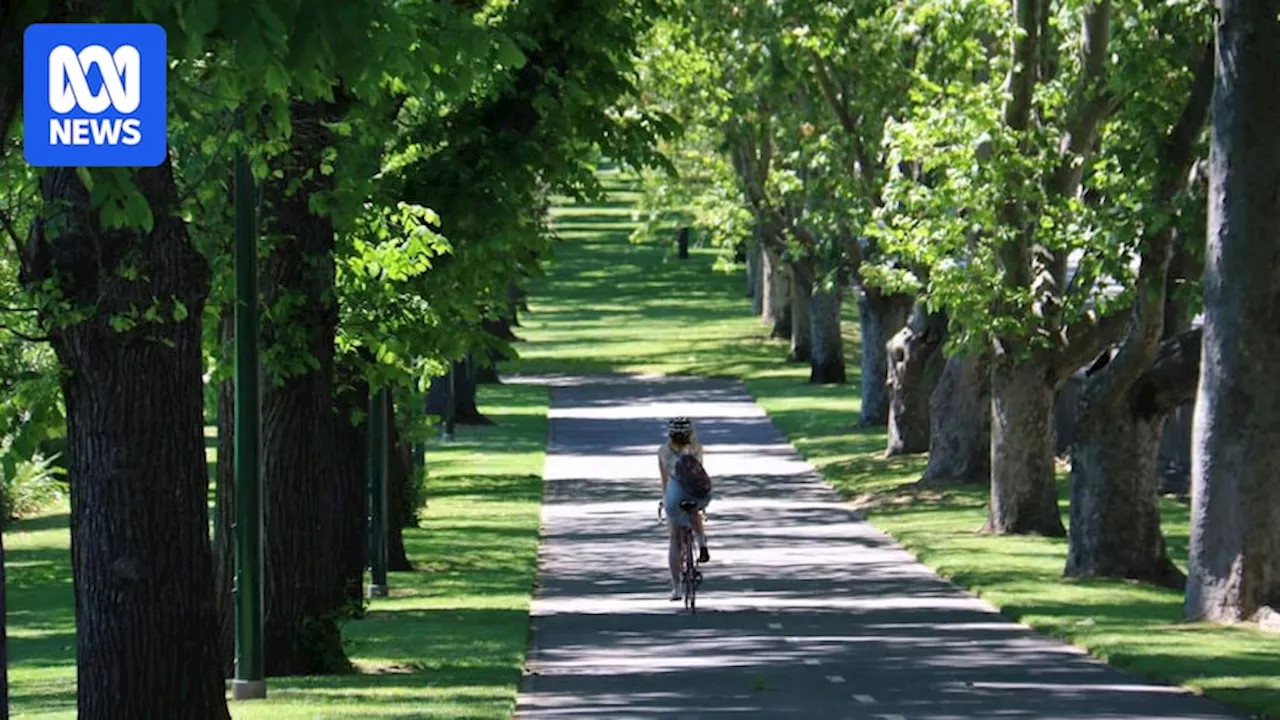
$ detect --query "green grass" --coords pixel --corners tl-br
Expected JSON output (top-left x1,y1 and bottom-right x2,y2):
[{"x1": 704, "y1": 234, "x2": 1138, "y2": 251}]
[
  {"x1": 504, "y1": 169, "x2": 1280, "y2": 718},
  {"x1": 5, "y1": 383, "x2": 548, "y2": 719}
]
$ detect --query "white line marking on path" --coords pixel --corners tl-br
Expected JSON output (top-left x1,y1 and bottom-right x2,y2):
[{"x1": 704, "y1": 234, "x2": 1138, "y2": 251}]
[
  {"x1": 826, "y1": 675, "x2": 845, "y2": 684},
  {"x1": 803, "y1": 658, "x2": 821, "y2": 666},
  {"x1": 853, "y1": 694, "x2": 875, "y2": 703},
  {"x1": 768, "y1": 622, "x2": 782, "y2": 629},
  {"x1": 876, "y1": 715, "x2": 906, "y2": 720}
]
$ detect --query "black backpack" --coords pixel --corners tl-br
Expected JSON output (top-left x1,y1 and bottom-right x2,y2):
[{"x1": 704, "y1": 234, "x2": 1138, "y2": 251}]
[{"x1": 674, "y1": 453, "x2": 712, "y2": 499}]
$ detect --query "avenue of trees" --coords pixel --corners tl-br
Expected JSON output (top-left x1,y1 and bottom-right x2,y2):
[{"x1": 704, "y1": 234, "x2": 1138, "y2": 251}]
[
  {"x1": 632, "y1": 0, "x2": 1280, "y2": 627},
  {"x1": 0, "y1": 0, "x2": 1277, "y2": 716},
  {"x1": 0, "y1": 0, "x2": 672, "y2": 716}
]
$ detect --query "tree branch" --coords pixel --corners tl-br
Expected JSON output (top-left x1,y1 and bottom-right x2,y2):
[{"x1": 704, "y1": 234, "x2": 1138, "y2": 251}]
[
  {"x1": 1072, "y1": 36, "x2": 1212, "y2": 415},
  {"x1": 995, "y1": 0, "x2": 1045, "y2": 297},
  {"x1": 1047, "y1": 308, "x2": 1129, "y2": 387},
  {"x1": 1130, "y1": 327, "x2": 1201, "y2": 417},
  {"x1": 0, "y1": 324, "x2": 51, "y2": 343},
  {"x1": 1045, "y1": 0, "x2": 1113, "y2": 329},
  {"x1": 806, "y1": 50, "x2": 876, "y2": 198}
]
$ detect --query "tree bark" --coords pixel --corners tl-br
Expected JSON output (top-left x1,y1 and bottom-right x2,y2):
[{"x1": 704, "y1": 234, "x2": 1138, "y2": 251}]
[
  {"x1": 1157, "y1": 403, "x2": 1192, "y2": 497},
  {"x1": 788, "y1": 259, "x2": 813, "y2": 363},
  {"x1": 808, "y1": 281, "x2": 845, "y2": 384},
  {"x1": 886, "y1": 305, "x2": 947, "y2": 456},
  {"x1": 213, "y1": 309, "x2": 235, "y2": 676},
  {"x1": 1066, "y1": 330, "x2": 1200, "y2": 588},
  {"x1": 857, "y1": 288, "x2": 912, "y2": 425},
  {"x1": 746, "y1": 235, "x2": 759, "y2": 302},
  {"x1": 23, "y1": 162, "x2": 230, "y2": 718},
  {"x1": 0, "y1": 512, "x2": 6, "y2": 719},
  {"x1": 751, "y1": 231, "x2": 765, "y2": 314},
  {"x1": 760, "y1": 243, "x2": 792, "y2": 340},
  {"x1": 506, "y1": 279, "x2": 527, "y2": 328},
  {"x1": 920, "y1": 352, "x2": 991, "y2": 485},
  {"x1": 386, "y1": 398, "x2": 413, "y2": 572},
  {"x1": 1185, "y1": 0, "x2": 1280, "y2": 623},
  {"x1": 475, "y1": 318, "x2": 512, "y2": 384},
  {"x1": 425, "y1": 355, "x2": 493, "y2": 425},
  {"x1": 258, "y1": 99, "x2": 351, "y2": 676},
  {"x1": 987, "y1": 352, "x2": 1066, "y2": 536},
  {"x1": 333, "y1": 357, "x2": 369, "y2": 611}
]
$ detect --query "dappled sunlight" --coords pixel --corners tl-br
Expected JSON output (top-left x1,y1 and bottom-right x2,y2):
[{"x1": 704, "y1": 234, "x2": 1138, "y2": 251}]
[{"x1": 516, "y1": 376, "x2": 1239, "y2": 720}]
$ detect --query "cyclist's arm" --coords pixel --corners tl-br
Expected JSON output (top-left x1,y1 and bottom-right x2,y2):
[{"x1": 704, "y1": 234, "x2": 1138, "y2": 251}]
[{"x1": 658, "y1": 454, "x2": 669, "y2": 493}]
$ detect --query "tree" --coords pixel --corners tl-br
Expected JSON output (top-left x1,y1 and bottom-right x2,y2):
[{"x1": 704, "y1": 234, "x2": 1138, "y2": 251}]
[
  {"x1": 23, "y1": 160, "x2": 231, "y2": 718},
  {"x1": 1065, "y1": 19, "x2": 1213, "y2": 588},
  {"x1": 885, "y1": 305, "x2": 946, "y2": 456},
  {"x1": 875, "y1": 0, "x2": 1135, "y2": 535},
  {"x1": 256, "y1": 97, "x2": 353, "y2": 675},
  {"x1": 918, "y1": 351, "x2": 990, "y2": 486},
  {"x1": 1183, "y1": 0, "x2": 1280, "y2": 624}
]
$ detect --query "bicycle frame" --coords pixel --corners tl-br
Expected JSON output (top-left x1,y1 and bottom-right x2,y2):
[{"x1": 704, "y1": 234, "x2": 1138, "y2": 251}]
[{"x1": 659, "y1": 500, "x2": 703, "y2": 613}]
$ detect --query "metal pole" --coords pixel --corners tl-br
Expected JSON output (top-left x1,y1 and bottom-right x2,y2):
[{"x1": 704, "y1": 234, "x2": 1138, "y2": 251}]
[
  {"x1": 367, "y1": 387, "x2": 389, "y2": 597},
  {"x1": 232, "y1": 149, "x2": 266, "y2": 701}
]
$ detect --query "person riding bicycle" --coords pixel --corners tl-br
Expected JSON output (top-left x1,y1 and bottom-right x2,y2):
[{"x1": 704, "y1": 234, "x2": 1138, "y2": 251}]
[{"x1": 659, "y1": 416, "x2": 712, "y2": 601}]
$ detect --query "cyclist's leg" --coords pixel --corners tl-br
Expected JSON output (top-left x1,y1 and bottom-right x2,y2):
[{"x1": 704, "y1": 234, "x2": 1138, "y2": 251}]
[
  {"x1": 667, "y1": 522, "x2": 683, "y2": 599},
  {"x1": 664, "y1": 482, "x2": 688, "y2": 599},
  {"x1": 690, "y1": 496, "x2": 711, "y2": 562}
]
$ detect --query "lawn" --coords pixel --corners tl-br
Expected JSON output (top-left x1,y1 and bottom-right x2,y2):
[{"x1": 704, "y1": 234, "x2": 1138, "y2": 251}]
[
  {"x1": 502, "y1": 165, "x2": 1280, "y2": 717},
  {"x1": 5, "y1": 382, "x2": 548, "y2": 719}
]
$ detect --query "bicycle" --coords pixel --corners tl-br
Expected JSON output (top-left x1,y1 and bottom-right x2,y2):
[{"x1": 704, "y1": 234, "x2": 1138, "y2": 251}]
[
  {"x1": 677, "y1": 500, "x2": 703, "y2": 612},
  {"x1": 659, "y1": 499, "x2": 704, "y2": 613}
]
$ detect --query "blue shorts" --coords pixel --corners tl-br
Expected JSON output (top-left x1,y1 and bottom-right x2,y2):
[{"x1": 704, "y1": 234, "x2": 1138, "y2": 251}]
[{"x1": 665, "y1": 479, "x2": 710, "y2": 527}]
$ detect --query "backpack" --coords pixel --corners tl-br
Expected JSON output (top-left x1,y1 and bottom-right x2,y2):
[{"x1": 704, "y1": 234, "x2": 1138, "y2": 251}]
[{"x1": 674, "y1": 453, "x2": 712, "y2": 499}]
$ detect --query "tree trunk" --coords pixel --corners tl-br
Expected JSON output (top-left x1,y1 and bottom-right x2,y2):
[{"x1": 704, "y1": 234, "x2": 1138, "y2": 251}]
[
  {"x1": 258, "y1": 99, "x2": 351, "y2": 676},
  {"x1": 1157, "y1": 403, "x2": 1192, "y2": 497},
  {"x1": 676, "y1": 227, "x2": 690, "y2": 259},
  {"x1": 886, "y1": 305, "x2": 947, "y2": 456},
  {"x1": 476, "y1": 318, "x2": 512, "y2": 384},
  {"x1": 23, "y1": 162, "x2": 230, "y2": 718},
  {"x1": 788, "y1": 260, "x2": 813, "y2": 363},
  {"x1": 1185, "y1": 0, "x2": 1280, "y2": 623},
  {"x1": 386, "y1": 399, "x2": 413, "y2": 572},
  {"x1": 747, "y1": 235, "x2": 757, "y2": 313},
  {"x1": 920, "y1": 352, "x2": 992, "y2": 485},
  {"x1": 857, "y1": 288, "x2": 912, "y2": 425},
  {"x1": 1051, "y1": 376, "x2": 1077, "y2": 456},
  {"x1": 333, "y1": 358, "x2": 369, "y2": 611},
  {"x1": 506, "y1": 279, "x2": 527, "y2": 328},
  {"x1": 1065, "y1": 331, "x2": 1200, "y2": 588},
  {"x1": 1067, "y1": 411, "x2": 1181, "y2": 586},
  {"x1": 213, "y1": 309, "x2": 235, "y2": 676},
  {"x1": 1157, "y1": 246, "x2": 1197, "y2": 498},
  {"x1": 746, "y1": 236, "x2": 759, "y2": 302},
  {"x1": 760, "y1": 243, "x2": 792, "y2": 340},
  {"x1": 808, "y1": 281, "x2": 845, "y2": 384},
  {"x1": 0, "y1": 513, "x2": 6, "y2": 719},
  {"x1": 426, "y1": 355, "x2": 492, "y2": 425},
  {"x1": 987, "y1": 352, "x2": 1065, "y2": 536}
]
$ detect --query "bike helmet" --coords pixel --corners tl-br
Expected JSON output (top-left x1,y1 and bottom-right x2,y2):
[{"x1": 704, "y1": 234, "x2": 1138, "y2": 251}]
[{"x1": 667, "y1": 416, "x2": 693, "y2": 440}]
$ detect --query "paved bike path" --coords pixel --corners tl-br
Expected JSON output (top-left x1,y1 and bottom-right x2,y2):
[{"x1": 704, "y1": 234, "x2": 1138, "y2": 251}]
[{"x1": 513, "y1": 374, "x2": 1239, "y2": 719}]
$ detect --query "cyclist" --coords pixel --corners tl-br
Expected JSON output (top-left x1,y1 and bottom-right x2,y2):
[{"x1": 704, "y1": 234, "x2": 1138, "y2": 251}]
[{"x1": 659, "y1": 416, "x2": 712, "y2": 600}]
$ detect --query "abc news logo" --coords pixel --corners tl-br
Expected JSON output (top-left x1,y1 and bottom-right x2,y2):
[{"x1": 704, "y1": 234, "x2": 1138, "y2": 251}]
[
  {"x1": 23, "y1": 24, "x2": 167, "y2": 168},
  {"x1": 48, "y1": 44, "x2": 144, "y2": 147}
]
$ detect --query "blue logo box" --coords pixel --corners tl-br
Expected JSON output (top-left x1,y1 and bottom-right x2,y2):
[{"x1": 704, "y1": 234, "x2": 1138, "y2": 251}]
[{"x1": 23, "y1": 23, "x2": 167, "y2": 168}]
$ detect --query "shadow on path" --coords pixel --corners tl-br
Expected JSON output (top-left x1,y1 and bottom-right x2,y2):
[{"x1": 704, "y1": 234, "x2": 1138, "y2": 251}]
[{"x1": 515, "y1": 375, "x2": 1240, "y2": 720}]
